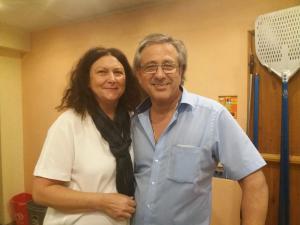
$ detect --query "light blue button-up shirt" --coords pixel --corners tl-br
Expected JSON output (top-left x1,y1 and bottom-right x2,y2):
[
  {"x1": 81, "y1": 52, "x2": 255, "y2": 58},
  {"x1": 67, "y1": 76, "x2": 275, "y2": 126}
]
[{"x1": 131, "y1": 88, "x2": 266, "y2": 225}]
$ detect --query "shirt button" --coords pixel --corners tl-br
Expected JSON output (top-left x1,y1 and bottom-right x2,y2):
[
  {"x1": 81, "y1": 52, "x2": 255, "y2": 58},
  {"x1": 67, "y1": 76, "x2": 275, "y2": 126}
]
[
  {"x1": 147, "y1": 204, "x2": 151, "y2": 209},
  {"x1": 154, "y1": 159, "x2": 159, "y2": 163},
  {"x1": 151, "y1": 181, "x2": 155, "y2": 185}
]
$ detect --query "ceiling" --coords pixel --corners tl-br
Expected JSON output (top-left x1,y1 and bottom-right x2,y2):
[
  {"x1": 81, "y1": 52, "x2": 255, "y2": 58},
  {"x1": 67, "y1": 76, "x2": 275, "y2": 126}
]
[{"x1": 0, "y1": 0, "x2": 171, "y2": 32}]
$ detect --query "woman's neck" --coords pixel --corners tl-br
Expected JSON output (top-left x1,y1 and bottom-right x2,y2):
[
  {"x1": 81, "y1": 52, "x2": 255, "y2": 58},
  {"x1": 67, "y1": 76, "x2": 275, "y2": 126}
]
[{"x1": 98, "y1": 101, "x2": 118, "y2": 120}]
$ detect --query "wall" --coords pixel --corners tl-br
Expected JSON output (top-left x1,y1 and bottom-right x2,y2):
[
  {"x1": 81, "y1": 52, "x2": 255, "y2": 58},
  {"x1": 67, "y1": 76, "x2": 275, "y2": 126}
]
[
  {"x1": 0, "y1": 52, "x2": 24, "y2": 224},
  {"x1": 22, "y1": 0, "x2": 299, "y2": 217},
  {"x1": 0, "y1": 24, "x2": 30, "y2": 52},
  {"x1": 211, "y1": 178, "x2": 242, "y2": 225},
  {"x1": 23, "y1": 0, "x2": 299, "y2": 190},
  {"x1": 0, "y1": 24, "x2": 30, "y2": 224}
]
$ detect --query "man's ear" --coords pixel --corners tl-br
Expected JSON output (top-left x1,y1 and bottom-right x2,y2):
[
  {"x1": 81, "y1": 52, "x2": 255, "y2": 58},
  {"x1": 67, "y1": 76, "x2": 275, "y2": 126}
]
[
  {"x1": 136, "y1": 70, "x2": 142, "y2": 84},
  {"x1": 178, "y1": 67, "x2": 183, "y2": 79}
]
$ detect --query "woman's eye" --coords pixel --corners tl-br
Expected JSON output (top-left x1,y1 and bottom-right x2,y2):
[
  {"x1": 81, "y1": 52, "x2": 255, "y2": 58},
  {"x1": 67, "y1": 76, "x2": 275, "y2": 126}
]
[
  {"x1": 97, "y1": 70, "x2": 107, "y2": 75},
  {"x1": 114, "y1": 70, "x2": 124, "y2": 76}
]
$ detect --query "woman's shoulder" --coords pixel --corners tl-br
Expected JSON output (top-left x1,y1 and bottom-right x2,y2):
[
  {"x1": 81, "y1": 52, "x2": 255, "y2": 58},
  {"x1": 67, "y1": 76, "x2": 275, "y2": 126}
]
[
  {"x1": 50, "y1": 109, "x2": 89, "y2": 130},
  {"x1": 56, "y1": 109, "x2": 81, "y2": 122}
]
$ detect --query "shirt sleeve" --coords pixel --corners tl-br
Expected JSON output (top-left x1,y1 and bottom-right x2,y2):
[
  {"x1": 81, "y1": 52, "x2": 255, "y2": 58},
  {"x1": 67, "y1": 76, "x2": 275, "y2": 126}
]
[
  {"x1": 215, "y1": 108, "x2": 266, "y2": 180},
  {"x1": 34, "y1": 113, "x2": 75, "y2": 181}
]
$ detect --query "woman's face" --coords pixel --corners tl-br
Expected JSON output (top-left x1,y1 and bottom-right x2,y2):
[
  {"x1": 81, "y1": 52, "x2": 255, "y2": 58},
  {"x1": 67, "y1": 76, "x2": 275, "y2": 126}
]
[{"x1": 89, "y1": 55, "x2": 126, "y2": 107}]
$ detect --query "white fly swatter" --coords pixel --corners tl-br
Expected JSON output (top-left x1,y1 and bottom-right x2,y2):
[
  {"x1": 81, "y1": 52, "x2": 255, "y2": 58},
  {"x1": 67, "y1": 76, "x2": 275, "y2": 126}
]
[{"x1": 255, "y1": 6, "x2": 300, "y2": 225}]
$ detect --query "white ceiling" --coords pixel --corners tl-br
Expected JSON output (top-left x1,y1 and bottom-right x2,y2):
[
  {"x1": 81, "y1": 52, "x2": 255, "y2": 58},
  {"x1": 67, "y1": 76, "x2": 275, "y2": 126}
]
[{"x1": 0, "y1": 0, "x2": 171, "y2": 32}]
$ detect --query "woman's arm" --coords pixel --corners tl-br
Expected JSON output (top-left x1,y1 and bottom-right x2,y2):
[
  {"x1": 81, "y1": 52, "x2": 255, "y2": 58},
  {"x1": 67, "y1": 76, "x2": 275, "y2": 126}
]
[{"x1": 32, "y1": 176, "x2": 136, "y2": 220}]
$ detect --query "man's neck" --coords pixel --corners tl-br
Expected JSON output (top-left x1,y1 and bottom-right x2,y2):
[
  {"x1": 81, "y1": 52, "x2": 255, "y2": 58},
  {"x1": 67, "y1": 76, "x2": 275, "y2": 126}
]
[
  {"x1": 151, "y1": 91, "x2": 182, "y2": 115},
  {"x1": 149, "y1": 90, "x2": 182, "y2": 142}
]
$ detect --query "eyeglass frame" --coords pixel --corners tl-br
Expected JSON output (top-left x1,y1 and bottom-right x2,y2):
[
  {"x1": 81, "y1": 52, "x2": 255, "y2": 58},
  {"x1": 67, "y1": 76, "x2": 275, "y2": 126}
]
[{"x1": 139, "y1": 62, "x2": 179, "y2": 75}]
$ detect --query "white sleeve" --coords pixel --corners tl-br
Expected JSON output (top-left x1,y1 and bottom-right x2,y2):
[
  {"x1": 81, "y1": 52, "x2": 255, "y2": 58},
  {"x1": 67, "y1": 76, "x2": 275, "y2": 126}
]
[{"x1": 34, "y1": 113, "x2": 75, "y2": 181}]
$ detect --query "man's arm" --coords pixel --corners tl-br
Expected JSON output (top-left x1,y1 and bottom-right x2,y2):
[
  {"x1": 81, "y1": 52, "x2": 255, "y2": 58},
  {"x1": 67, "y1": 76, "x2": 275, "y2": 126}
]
[{"x1": 238, "y1": 169, "x2": 268, "y2": 225}]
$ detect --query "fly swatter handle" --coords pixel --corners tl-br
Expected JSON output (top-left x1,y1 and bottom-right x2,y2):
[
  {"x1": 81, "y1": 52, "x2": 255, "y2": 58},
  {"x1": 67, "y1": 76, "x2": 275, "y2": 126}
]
[
  {"x1": 253, "y1": 73, "x2": 259, "y2": 148},
  {"x1": 278, "y1": 79, "x2": 289, "y2": 225}
]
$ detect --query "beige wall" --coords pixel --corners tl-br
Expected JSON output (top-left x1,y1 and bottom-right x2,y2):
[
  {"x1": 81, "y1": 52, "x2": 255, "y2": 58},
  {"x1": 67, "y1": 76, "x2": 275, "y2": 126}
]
[
  {"x1": 0, "y1": 50, "x2": 24, "y2": 224},
  {"x1": 211, "y1": 178, "x2": 242, "y2": 225},
  {"x1": 0, "y1": 24, "x2": 30, "y2": 52},
  {"x1": 23, "y1": 0, "x2": 298, "y2": 190},
  {"x1": 0, "y1": 23, "x2": 30, "y2": 224},
  {"x1": 21, "y1": 0, "x2": 298, "y2": 221}
]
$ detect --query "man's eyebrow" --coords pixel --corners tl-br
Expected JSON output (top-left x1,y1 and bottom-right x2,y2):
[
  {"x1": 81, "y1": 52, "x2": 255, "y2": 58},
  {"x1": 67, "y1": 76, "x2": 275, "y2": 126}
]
[{"x1": 143, "y1": 61, "x2": 158, "y2": 65}]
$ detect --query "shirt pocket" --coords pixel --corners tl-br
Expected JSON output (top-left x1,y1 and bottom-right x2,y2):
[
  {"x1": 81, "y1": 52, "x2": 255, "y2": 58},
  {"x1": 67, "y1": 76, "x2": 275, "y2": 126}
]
[{"x1": 167, "y1": 145, "x2": 203, "y2": 183}]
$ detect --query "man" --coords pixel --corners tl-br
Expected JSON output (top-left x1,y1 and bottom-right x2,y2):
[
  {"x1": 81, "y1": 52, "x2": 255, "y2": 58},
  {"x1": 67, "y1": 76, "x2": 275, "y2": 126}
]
[{"x1": 131, "y1": 33, "x2": 268, "y2": 225}]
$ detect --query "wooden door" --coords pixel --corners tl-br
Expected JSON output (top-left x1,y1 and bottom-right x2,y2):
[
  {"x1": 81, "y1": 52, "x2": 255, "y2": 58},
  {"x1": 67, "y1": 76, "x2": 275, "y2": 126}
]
[{"x1": 247, "y1": 31, "x2": 300, "y2": 225}]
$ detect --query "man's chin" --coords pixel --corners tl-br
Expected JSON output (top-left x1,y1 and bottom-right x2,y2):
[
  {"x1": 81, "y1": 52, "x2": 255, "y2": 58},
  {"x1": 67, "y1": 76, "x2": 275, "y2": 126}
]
[{"x1": 150, "y1": 93, "x2": 171, "y2": 103}]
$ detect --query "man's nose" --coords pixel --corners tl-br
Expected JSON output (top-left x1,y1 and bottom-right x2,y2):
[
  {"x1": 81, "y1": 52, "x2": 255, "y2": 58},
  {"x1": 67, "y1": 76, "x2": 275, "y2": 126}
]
[{"x1": 153, "y1": 66, "x2": 166, "y2": 79}]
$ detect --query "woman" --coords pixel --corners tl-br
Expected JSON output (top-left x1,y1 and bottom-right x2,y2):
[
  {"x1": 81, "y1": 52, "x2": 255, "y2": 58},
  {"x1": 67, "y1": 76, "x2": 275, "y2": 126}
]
[{"x1": 32, "y1": 47, "x2": 141, "y2": 225}]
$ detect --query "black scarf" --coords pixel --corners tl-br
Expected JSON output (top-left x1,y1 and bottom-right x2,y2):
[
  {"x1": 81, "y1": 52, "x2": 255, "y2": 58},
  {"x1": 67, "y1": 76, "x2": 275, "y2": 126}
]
[{"x1": 91, "y1": 105, "x2": 134, "y2": 196}]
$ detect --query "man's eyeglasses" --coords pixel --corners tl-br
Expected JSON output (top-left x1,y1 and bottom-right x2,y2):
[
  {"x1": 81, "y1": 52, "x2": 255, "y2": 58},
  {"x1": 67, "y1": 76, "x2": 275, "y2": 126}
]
[{"x1": 140, "y1": 63, "x2": 178, "y2": 75}]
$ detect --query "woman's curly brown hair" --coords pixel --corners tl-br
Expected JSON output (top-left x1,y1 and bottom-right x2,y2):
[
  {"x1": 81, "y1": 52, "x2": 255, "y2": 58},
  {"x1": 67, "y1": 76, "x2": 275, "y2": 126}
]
[{"x1": 57, "y1": 47, "x2": 141, "y2": 117}]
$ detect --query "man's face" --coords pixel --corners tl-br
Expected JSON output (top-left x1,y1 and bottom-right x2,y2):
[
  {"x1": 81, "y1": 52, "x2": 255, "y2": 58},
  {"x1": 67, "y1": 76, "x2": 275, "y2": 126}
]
[{"x1": 137, "y1": 43, "x2": 182, "y2": 104}]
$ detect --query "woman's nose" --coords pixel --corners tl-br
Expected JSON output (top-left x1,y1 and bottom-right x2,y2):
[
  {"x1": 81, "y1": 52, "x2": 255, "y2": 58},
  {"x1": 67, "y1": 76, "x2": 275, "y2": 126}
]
[{"x1": 106, "y1": 71, "x2": 117, "y2": 82}]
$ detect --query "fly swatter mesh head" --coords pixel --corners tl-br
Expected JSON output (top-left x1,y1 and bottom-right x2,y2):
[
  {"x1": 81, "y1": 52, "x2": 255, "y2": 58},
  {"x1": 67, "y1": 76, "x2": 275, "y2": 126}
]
[{"x1": 255, "y1": 6, "x2": 300, "y2": 80}]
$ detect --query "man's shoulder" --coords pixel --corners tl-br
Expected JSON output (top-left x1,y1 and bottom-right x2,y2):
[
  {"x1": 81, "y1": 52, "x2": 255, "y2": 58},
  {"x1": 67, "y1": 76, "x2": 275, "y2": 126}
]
[{"x1": 183, "y1": 90, "x2": 224, "y2": 113}]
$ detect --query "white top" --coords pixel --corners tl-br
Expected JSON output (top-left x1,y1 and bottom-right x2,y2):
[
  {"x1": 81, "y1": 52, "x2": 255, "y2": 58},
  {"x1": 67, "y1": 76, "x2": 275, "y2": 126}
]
[{"x1": 34, "y1": 109, "x2": 129, "y2": 225}]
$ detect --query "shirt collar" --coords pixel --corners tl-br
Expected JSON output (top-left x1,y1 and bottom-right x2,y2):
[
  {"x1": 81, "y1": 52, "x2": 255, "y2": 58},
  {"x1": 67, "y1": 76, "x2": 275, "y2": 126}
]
[
  {"x1": 180, "y1": 86, "x2": 197, "y2": 108},
  {"x1": 136, "y1": 86, "x2": 196, "y2": 115}
]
